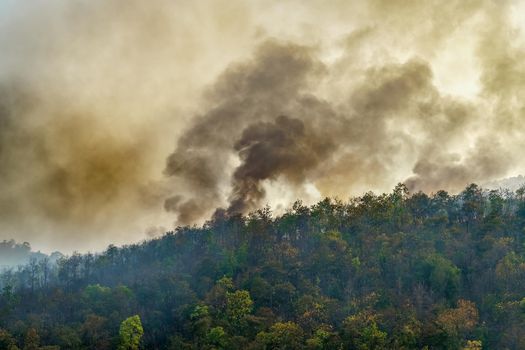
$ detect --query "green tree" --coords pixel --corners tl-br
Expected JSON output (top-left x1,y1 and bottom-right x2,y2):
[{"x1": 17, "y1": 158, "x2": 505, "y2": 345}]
[
  {"x1": 305, "y1": 328, "x2": 339, "y2": 350},
  {"x1": 206, "y1": 326, "x2": 228, "y2": 349},
  {"x1": 342, "y1": 313, "x2": 387, "y2": 350},
  {"x1": 461, "y1": 184, "x2": 483, "y2": 233},
  {"x1": 226, "y1": 290, "x2": 253, "y2": 326},
  {"x1": 416, "y1": 254, "x2": 460, "y2": 300},
  {"x1": 118, "y1": 315, "x2": 144, "y2": 350},
  {"x1": 190, "y1": 305, "x2": 212, "y2": 347},
  {"x1": 206, "y1": 277, "x2": 234, "y2": 311},
  {"x1": 255, "y1": 322, "x2": 304, "y2": 349}
]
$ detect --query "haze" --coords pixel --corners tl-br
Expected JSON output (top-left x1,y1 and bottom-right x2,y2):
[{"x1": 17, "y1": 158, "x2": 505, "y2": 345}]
[{"x1": 1, "y1": 0, "x2": 525, "y2": 253}]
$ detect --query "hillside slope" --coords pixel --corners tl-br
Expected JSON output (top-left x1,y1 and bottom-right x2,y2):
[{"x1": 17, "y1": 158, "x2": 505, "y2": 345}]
[{"x1": 1, "y1": 184, "x2": 525, "y2": 349}]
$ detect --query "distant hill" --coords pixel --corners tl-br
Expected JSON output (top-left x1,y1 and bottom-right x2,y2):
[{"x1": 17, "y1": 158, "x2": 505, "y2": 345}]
[
  {"x1": 483, "y1": 175, "x2": 525, "y2": 192},
  {"x1": 0, "y1": 239, "x2": 63, "y2": 269}
]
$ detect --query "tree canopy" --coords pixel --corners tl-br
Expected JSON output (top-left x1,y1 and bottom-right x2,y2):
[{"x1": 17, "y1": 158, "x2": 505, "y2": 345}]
[{"x1": 1, "y1": 183, "x2": 525, "y2": 349}]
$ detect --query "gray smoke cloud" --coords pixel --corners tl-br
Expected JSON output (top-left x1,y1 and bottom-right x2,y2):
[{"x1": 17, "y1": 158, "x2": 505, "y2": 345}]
[
  {"x1": 164, "y1": 41, "x2": 331, "y2": 220},
  {"x1": 163, "y1": 0, "x2": 525, "y2": 221},
  {"x1": 163, "y1": 38, "x2": 512, "y2": 219},
  {"x1": 0, "y1": 0, "x2": 251, "y2": 252},
  {"x1": 1, "y1": 0, "x2": 525, "y2": 251},
  {"x1": 228, "y1": 115, "x2": 336, "y2": 214}
]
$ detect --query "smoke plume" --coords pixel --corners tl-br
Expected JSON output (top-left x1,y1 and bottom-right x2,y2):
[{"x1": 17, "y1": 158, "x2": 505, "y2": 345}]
[
  {"x1": 1, "y1": 0, "x2": 525, "y2": 251},
  {"x1": 228, "y1": 115, "x2": 336, "y2": 214}
]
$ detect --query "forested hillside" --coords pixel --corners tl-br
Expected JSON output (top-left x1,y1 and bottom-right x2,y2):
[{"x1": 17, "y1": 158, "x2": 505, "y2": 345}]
[{"x1": 1, "y1": 184, "x2": 525, "y2": 349}]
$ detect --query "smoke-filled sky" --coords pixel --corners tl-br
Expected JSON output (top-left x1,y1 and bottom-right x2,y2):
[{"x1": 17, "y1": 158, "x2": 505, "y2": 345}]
[{"x1": 1, "y1": 0, "x2": 525, "y2": 253}]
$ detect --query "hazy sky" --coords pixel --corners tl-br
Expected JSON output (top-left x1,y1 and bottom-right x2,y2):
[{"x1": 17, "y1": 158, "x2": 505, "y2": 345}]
[{"x1": 1, "y1": 0, "x2": 525, "y2": 253}]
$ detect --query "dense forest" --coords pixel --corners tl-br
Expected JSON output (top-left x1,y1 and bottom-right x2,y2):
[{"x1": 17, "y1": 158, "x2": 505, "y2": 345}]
[{"x1": 1, "y1": 183, "x2": 525, "y2": 349}]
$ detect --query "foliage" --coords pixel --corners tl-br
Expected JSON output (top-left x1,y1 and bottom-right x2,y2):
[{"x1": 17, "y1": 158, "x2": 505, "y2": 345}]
[
  {"x1": 255, "y1": 322, "x2": 304, "y2": 349},
  {"x1": 0, "y1": 184, "x2": 525, "y2": 348},
  {"x1": 226, "y1": 290, "x2": 254, "y2": 325},
  {"x1": 118, "y1": 315, "x2": 143, "y2": 350}
]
